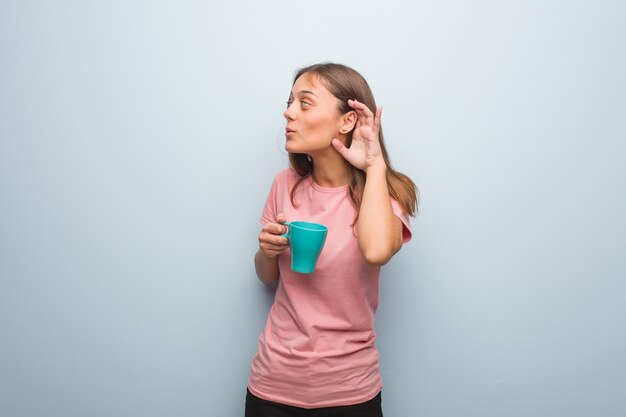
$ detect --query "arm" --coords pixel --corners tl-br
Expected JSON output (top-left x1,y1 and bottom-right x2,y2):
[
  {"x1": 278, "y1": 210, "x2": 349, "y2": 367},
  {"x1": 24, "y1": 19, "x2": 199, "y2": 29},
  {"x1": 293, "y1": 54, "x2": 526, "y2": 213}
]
[
  {"x1": 332, "y1": 99, "x2": 404, "y2": 266},
  {"x1": 255, "y1": 250, "x2": 280, "y2": 285},
  {"x1": 357, "y1": 164, "x2": 403, "y2": 266},
  {"x1": 255, "y1": 213, "x2": 289, "y2": 285}
]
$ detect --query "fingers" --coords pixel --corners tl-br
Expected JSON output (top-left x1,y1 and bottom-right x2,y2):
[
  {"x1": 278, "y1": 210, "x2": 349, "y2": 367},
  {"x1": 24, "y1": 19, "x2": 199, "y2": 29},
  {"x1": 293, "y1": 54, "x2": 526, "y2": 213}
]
[
  {"x1": 259, "y1": 240, "x2": 288, "y2": 258},
  {"x1": 258, "y1": 215, "x2": 289, "y2": 257},
  {"x1": 258, "y1": 229, "x2": 289, "y2": 257},
  {"x1": 263, "y1": 219, "x2": 288, "y2": 236},
  {"x1": 276, "y1": 213, "x2": 288, "y2": 225},
  {"x1": 259, "y1": 232, "x2": 288, "y2": 249},
  {"x1": 332, "y1": 138, "x2": 350, "y2": 159},
  {"x1": 347, "y1": 99, "x2": 382, "y2": 142},
  {"x1": 348, "y1": 99, "x2": 374, "y2": 123},
  {"x1": 374, "y1": 106, "x2": 382, "y2": 131}
]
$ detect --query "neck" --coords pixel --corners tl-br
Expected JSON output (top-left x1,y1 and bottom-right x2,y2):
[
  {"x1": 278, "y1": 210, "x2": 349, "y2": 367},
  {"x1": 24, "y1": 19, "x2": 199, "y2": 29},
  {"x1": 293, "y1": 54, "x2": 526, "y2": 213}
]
[{"x1": 309, "y1": 149, "x2": 352, "y2": 188}]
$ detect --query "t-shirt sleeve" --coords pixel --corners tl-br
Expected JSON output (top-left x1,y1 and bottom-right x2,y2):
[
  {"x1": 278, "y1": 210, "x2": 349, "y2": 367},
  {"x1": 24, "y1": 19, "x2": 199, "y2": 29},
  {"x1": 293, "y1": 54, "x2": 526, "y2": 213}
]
[
  {"x1": 260, "y1": 171, "x2": 283, "y2": 225},
  {"x1": 391, "y1": 198, "x2": 412, "y2": 244}
]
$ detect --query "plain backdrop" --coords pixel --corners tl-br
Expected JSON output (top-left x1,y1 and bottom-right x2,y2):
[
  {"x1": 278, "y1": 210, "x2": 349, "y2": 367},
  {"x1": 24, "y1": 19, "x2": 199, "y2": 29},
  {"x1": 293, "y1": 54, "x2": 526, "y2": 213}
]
[{"x1": 1, "y1": 1, "x2": 625, "y2": 416}]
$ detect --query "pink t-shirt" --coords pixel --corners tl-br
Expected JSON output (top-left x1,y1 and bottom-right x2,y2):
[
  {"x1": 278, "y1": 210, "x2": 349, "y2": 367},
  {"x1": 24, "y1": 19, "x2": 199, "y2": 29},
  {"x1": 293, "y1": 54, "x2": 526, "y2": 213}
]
[{"x1": 248, "y1": 168, "x2": 412, "y2": 408}]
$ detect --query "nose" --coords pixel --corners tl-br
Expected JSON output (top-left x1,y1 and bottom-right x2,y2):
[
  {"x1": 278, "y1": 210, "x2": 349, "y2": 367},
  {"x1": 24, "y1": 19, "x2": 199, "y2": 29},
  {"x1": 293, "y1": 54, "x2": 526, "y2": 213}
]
[{"x1": 284, "y1": 103, "x2": 295, "y2": 121}]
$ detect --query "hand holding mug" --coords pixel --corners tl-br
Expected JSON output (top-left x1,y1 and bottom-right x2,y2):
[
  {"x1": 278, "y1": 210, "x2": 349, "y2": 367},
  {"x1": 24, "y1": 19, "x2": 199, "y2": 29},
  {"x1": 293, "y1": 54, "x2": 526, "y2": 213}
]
[{"x1": 258, "y1": 213, "x2": 290, "y2": 258}]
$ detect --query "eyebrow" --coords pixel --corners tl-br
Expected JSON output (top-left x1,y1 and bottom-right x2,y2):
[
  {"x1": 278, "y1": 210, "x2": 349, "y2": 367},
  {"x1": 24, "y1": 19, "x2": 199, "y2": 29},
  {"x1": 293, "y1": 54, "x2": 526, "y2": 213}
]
[{"x1": 290, "y1": 90, "x2": 318, "y2": 97}]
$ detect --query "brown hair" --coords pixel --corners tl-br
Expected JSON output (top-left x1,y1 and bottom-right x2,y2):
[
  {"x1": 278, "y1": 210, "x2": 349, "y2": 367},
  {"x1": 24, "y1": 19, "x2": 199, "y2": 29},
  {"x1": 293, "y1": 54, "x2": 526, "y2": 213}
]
[{"x1": 288, "y1": 63, "x2": 419, "y2": 218}]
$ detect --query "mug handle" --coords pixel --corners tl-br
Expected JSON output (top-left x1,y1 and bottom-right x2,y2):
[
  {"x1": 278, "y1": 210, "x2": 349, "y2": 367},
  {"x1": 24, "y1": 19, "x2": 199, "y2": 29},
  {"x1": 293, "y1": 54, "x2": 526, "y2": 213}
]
[{"x1": 281, "y1": 221, "x2": 291, "y2": 239}]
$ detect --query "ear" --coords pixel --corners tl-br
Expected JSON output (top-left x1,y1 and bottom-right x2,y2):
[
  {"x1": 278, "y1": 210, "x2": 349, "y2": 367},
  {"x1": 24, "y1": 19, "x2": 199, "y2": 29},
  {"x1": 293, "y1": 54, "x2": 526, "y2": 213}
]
[{"x1": 339, "y1": 110, "x2": 357, "y2": 134}]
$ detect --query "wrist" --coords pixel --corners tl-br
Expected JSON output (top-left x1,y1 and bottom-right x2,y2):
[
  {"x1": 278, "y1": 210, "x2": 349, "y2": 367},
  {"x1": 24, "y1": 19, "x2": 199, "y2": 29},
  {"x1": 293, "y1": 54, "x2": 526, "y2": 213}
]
[{"x1": 365, "y1": 160, "x2": 387, "y2": 175}]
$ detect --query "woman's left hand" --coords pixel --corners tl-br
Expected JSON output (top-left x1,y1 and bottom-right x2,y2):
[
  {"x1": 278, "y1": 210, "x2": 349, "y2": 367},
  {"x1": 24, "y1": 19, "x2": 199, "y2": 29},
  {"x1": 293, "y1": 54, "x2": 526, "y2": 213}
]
[{"x1": 332, "y1": 99, "x2": 386, "y2": 172}]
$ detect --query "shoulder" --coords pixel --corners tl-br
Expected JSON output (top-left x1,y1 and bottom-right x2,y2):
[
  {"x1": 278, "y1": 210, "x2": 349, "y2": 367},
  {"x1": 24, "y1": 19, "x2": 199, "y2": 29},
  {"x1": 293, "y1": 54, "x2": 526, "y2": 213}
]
[
  {"x1": 272, "y1": 167, "x2": 303, "y2": 187},
  {"x1": 278, "y1": 167, "x2": 301, "y2": 181}
]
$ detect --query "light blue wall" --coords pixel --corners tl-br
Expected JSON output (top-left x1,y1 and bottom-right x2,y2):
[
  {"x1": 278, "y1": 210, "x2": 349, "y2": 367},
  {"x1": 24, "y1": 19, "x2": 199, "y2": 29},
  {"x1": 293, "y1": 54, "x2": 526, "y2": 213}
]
[{"x1": 1, "y1": 1, "x2": 625, "y2": 416}]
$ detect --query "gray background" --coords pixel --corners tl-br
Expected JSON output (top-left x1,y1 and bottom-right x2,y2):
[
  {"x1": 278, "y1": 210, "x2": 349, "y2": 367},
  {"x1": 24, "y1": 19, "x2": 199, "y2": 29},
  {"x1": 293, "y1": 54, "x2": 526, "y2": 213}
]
[{"x1": 1, "y1": 1, "x2": 625, "y2": 416}]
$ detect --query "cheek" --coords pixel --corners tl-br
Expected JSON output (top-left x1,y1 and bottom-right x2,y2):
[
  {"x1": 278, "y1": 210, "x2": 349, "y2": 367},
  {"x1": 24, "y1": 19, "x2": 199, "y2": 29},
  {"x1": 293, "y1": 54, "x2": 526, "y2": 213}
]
[{"x1": 304, "y1": 113, "x2": 339, "y2": 135}]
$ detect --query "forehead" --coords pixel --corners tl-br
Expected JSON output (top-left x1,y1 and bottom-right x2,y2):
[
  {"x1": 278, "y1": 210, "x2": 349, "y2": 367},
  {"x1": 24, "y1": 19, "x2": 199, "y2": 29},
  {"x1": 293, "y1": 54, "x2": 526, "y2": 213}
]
[{"x1": 291, "y1": 73, "x2": 331, "y2": 97}]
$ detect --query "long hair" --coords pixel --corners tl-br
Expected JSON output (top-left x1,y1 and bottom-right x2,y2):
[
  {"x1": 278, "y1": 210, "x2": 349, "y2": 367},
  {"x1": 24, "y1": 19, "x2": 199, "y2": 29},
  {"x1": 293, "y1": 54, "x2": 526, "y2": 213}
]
[{"x1": 288, "y1": 63, "x2": 419, "y2": 218}]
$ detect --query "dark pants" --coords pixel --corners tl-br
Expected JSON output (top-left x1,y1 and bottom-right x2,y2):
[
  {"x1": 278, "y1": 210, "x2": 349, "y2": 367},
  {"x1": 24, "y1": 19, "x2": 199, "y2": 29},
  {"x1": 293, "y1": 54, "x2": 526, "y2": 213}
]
[{"x1": 245, "y1": 389, "x2": 383, "y2": 417}]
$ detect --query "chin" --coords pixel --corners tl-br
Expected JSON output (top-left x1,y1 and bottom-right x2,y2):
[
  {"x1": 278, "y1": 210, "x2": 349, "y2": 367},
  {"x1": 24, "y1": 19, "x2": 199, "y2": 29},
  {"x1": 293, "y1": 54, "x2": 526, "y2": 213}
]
[
  {"x1": 285, "y1": 142, "x2": 305, "y2": 154},
  {"x1": 285, "y1": 141, "x2": 328, "y2": 155}
]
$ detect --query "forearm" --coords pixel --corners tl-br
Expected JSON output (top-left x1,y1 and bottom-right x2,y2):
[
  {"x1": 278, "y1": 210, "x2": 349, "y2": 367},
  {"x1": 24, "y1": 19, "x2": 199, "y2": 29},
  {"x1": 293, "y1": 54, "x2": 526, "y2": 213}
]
[
  {"x1": 254, "y1": 249, "x2": 280, "y2": 285},
  {"x1": 357, "y1": 164, "x2": 402, "y2": 265}
]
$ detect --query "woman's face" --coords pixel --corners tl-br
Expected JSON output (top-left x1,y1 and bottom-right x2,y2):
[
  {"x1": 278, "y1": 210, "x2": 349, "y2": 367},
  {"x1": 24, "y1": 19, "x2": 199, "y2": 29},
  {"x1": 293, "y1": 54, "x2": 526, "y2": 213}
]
[{"x1": 284, "y1": 73, "x2": 344, "y2": 154}]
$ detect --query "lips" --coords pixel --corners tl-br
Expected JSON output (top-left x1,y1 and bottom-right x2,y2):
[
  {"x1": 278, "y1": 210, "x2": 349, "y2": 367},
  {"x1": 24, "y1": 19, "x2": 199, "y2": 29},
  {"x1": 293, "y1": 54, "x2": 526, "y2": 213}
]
[{"x1": 285, "y1": 127, "x2": 296, "y2": 135}]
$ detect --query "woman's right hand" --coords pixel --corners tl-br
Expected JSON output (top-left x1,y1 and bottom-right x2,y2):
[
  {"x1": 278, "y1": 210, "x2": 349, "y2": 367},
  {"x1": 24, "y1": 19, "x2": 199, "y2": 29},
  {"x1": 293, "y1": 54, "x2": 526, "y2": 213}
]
[{"x1": 258, "y1": 213, "x2": 289, "y2": 258}]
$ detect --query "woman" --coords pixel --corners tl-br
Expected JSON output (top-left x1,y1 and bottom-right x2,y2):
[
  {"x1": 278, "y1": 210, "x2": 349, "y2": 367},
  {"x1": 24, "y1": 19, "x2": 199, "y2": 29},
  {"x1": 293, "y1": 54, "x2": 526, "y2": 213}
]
[{"x1": 246, "y1": 63, "x2": 418, "y2": 417}]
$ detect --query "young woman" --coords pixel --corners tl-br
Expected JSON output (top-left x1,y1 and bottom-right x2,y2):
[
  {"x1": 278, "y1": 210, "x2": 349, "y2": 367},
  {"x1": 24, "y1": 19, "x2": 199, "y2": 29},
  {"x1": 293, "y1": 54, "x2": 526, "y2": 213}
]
[{"x1": 246, "y1": 63, "x2": 418, "y2": 417}]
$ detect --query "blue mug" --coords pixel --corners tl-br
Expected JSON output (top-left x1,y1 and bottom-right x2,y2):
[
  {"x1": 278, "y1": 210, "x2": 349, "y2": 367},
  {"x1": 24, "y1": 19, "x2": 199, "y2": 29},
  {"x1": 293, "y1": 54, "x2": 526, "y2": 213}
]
[{"x1": 282, "y1": 221, "x2": 328, "y2": 274}]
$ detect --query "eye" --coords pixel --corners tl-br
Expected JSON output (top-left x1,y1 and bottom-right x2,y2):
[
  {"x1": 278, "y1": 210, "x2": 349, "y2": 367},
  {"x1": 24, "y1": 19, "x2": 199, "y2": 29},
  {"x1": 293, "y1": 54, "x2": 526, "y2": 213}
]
[
  {"x1": 286, "y1": 99, "x2": 293, "y2": 108},
  {"x1": 300, "y1": 100, "x2": 310, "y2": 108}
]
